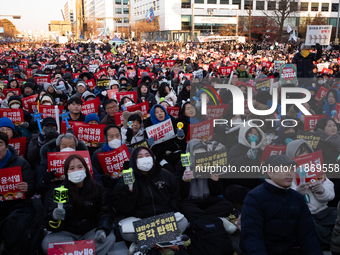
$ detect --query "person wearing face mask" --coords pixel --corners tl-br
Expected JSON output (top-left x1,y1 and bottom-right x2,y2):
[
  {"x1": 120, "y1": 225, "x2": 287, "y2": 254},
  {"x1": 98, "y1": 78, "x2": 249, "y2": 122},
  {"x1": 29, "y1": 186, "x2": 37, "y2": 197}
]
[
  {"x1": 119, "y1": 96, "x2": 136, "y2": 111},
  {"x1": 292, "y1": 43, "x2": 322, "y2": 78},
  {"x1": 27, "y1": 117, "x2": 59, "y2": 172},
  {"x1": 287, "y1": 139, "x2": 337, "y2": 250},
  {"x1": 42, "y1": 154, "x2": 115, "y2": 255},
  {"x1": 1, "y1": 91, "x2": 15, "y2": 108},
  {"x1": 40, "y1": 94, "x2": 55, "y2": 106},
  {"x1": 148, "y1": 81, "x2": 159, "y2": 97},
  {"x1": 271, "y1": 121, "x2": 298, "y2": 145},
  {"x1": 112, "y1": 147, "x2": 188, "y2": 253}
]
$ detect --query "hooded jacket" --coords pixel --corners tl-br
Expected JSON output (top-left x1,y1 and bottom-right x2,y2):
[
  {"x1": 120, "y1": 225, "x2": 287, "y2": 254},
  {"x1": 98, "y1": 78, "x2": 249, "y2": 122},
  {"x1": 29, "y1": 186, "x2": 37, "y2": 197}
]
[
  {"x1": 176, "y1": 80, "x2": 190, "y2": 106},
  {"x1": 111, "y1": 148, "x2": 181, "y2": 218},
  {"x1": 321, "y1": 89, "x2": 340, "y2": 117},
  {"x1": 271, "y1": 121, "x2": 298, "y2": 145},
  {"x1": 137, "y1": 84, "x2": 157, "y2": 109}
]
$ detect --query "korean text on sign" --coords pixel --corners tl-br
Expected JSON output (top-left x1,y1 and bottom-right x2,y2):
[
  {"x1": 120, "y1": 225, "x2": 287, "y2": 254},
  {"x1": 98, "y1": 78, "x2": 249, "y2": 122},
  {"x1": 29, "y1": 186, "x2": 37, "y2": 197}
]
[
  {"x1": 145, "y1": 119, "x2": 175, "y2": 145},
  {"x1": 0, "y1": 166, "x2": 25, "y2": 201}
]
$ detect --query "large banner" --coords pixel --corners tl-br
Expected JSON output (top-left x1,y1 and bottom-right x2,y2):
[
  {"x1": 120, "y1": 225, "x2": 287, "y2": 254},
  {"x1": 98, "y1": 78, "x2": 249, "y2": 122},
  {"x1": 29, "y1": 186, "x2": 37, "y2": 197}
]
[
  {"x1": 48, "y1": 240, "x2": 95, "y2": 255},
  {"x1": 305, "y1": 25, "x2": 332, "y2": 46},
  {"x1": 73, "y1": 123, "x2": 106, "y2": 147}
]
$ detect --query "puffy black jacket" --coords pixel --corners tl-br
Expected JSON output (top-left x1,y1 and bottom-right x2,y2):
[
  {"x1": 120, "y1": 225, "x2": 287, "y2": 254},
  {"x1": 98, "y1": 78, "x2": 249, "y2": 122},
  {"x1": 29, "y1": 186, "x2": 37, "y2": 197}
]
[
  {"x1": 137, "y1": 86, "x2": 157, "y2": 110},
  {"x1": 292, "y1": 49, "x2": 322, "y2": 78},
  {"x1": 45, "y1": 178, "x2": 114, "y2": 236},
  {"x1": 240, "y1": 181, "x2": 323, "y2": 255}
]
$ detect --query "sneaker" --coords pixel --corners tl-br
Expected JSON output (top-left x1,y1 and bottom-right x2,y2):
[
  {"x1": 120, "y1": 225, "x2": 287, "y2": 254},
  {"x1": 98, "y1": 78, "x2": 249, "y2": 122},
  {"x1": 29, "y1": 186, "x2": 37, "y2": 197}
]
[
  {"x1": 219, "y1": 217, "x2": 237, "y2": 235},
  {"x1": 128, "y1": 242, "x2": 138, "y2": 255}
]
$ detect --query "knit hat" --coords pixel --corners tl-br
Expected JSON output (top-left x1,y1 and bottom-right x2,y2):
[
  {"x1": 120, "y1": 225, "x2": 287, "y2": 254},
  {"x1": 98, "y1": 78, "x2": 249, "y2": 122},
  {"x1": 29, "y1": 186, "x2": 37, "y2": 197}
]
[
  {"x1": 42, "y1": 117, "x2": 57, "y2": 127},
  {"x1": 40, "y1": 94, "x2": 54, "y2": 105},
  {"x1": 81, "y1": 91, "x2": 96, "y2": 101},
  {"x1": 0, "y1": 117, "x2": 15, "y2": 132},
  {"x1": 119, "y1": 85, "x2": 127, "y2": 91},
  {"x1": 85, "y1": 113, "x2": 100, "y2": 124},
  {"x1": 76, "y1": 80, "x2": 87, "y2": 89},
  {"x1": 119, "y1": 76, "x2": 128, "y2": 83},
  {"x1": 44, "y1": 83, "x2": 54, "y2": 92},
  {"x1": 8, "y1": 95, "x2": 23, "y2": 108},
  {"x1": 23, "y1": 82, "x2": 34, "y2": 90}
]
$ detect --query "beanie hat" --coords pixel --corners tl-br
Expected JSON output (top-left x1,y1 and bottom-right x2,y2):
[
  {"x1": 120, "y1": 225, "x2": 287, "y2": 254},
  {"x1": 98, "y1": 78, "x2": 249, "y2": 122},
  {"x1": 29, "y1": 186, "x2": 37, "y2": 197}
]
[
  {"x1": 40, "y1": 94, "x2": 54, "y2": 105},
  {"x1": 23, "y1": 82, "x2": 34, "y2": 90},
  {"x1": 42, "y1": 117, "x2": 57, "y2": 127},
  {"x1": 44, "y1": 83, "x2": 54, "y2": 92},
  {"x1": 81, "y1": 91, "x2": 96, "y2": 101},
  {"x1": 8, "y1": 95, "x2": 23, "y2": 108},
  {"x1": 76, "y1": 80, "x2": 87, "y2": 89},
  {"x1": 85, "y1": 113, "x2": 100, "y2": 124},
  {"x1": 0, "y1": 117, "x2": 15, "y2": 131}
]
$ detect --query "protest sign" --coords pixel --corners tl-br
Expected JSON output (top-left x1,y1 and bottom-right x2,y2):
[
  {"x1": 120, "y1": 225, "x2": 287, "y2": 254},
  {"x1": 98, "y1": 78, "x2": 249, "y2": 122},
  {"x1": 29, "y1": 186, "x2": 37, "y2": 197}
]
[
  {"x1": 129, "y1": 139, "x2": 149, "y2": 150},
  {"x1": 145, "y1": 118, "x2": 175, "y2": 145},
  {"x1": 3, "y1": 88, "x2": 21, "y2": 96},
  {"x1": 206, "y1": 105, "x2": 228, "y2": 120},
  {"x1": 297, "y1": 131, "x2": 322, "y2": 150},
  {"x1": 0, "y1": 109, "x2": 24, "y2": 125},
  {"x1": 317, "y1": 63, "x2": 329, "y2": 72},
  {"x1": 6, "y1": 68, "x2": 13, "y2": 76},
  {"x1": 219, "y1": 66, "x2": 233, "y2": 76},
  {"x1": 34, "y1": 76, "x2": 51, "y2": 85},
  {"x1": 126, "y1": 101, "x2": 149, "y2": 118},
  {"x1": 188, "y1": 119, "x2": 214, "y2": 142},
  {"x1": 259, "y1": 145, "x2": 287, "y2": 164},
  {"x1": 166, "y1": 106, "x2": 179, "y2": 118},
  {"x1": 314, "y1": 87, "x2": 329, "y2": 102},
  {"x1": 133, "y1": 212, "x2": 180, "y2": 249},
  {"x1": 9, "y1": 137, "x2": 26, "y2": 157},
  {"x1": 0, "y1": 166, "x2": 25, "y2": 201},
  {"x1": 138, "y1": 69, "x2": 148, "y2": 78},
  {"x1": 255, "y1": 79, "x2": 271, "y2": 91},
  {"x1": 293, "y1": 150, "x2": 325, "y2": 186},
  {"x1": 47, "y1": 239, "x2": 95, "y2": 255},
  {"x1": 47, "y1": 151, "x2": 93, "y2": 180},
  {"x1": 85, "y1": 78, "x2": 96, "y2": 90},
  {"x1": 194, "y1": 149, "x2": 228, "y2": 178},
  {"x1": 16, "y1": 78, "x2": 26, "y2": 87},
  {"x1": 274, "y1": 61, "x2": 285, "y2": 70},
  {"x1": 164, "y1": 60, "x2": 175, "y2": 67},
  {"x1": 96, "y1": 79, "x2": 111, "y2": 88},
  {"x1": 305, "y1": 25, "x2": 332, "y2": 46},
  {"x1": 116, "y1": 91, "x2": 137, "y2": 103},
  {"x1": 26, "y1": 69, "x2": 33, "y2": 77},
  {"x1": 89, "y1": 64, "x2": 99, "y2": 73},
  {"x1": 279, "y1": 64, "x2": 297, "y2": 84},
  {"x1": 73, "y1": 122, "x2": 106, "y2": 147},
  {"x1": 114, "y1": 112, "x2": 124, "y2": 126},
  {"x1": 60, "y1": 121, "x2": 77, "y2": 134},
  {"x1": 73, "y1": 73, "x2": 81, "y2": 80},
  {"x1": 107, "y1": 88, "x2": 119, "y2": 99},
  {"x1": 108, "y1": 69, "x2": 117, "y2": 77},
  {"x1": 81, "y1": 98, "x2": 100, "y2": 115},
  {"x1": 127, "y1": 69, "x2": 136, "y2": 79},
  {"x1": 40, "y1": 105, "x2": 64, "y2": 118},
  {"x1": 303, "y1": 115, "x2": 327, "y2": 131},
  {"x1": 22, "y1": 94, "x2": 38, "y2": 109},
  {"x1": 97, "y1": 144, "x2": 130, "y2": 178},
  {"x1": 93, "y1": 69, "x2": 109, "y2": 80}
]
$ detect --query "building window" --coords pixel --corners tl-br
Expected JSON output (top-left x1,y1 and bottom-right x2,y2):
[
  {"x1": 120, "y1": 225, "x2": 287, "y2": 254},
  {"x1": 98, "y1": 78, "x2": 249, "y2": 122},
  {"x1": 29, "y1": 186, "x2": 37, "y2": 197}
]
[
  {"x1": 332, "y1": 3, "x2": 339, "y2": 12},
  {"x1": 244, "y1": 0, "x2": 251, "y2": 10},
  {"x1": 322, "y1": 3, "x2": 329, "y2": 12},
  {"x1": 256, "y1": 1, "x2": 264, "y2": 10},
  {"x1": 157, "y1": 0, "x2": 160, "y2": 10},
  {"x1": 123, "y1": 0, "x2": 128, "y2": 5},
  {"x1": 182, "y1": 0, "x2": 190, "y2": 8},
  {"x1": 233, "y1": 0, "x2": 241, "y2": 9},
  {"x1": 115, "y1": 0, "x2": 121, "y2": 4},
  {"x1": 267, "y1": 1, "x2": 275, "y2": 10},
  {"x1": 278, "y1": 2, "x2": 286, "y2": 10},
  {"x1": 290, "y1": 2, "x2": 297, "y2": 11},
  {"x1": 300, "y1": 2, "x2": 308, "y2": 11},
  {"x1": 207, "y1": 0, "x2": 217, "y2": 3},
  {"x1": 195, "y1": 0, "x2": 204, "y2": 3},
  {"x1": 124, "y1": 8, "x2": 129, "y2": 14},
  {"x1": 116, "y1": 8, "x2": 122, "y2": 14},
  {"x1": 181, "y1": 15, "x2": 191, "y2": 30},
  {"x1": 117, "y1": 19, "x2": 122, "y2": 23},
  {"x1": 220, "y1": 0, "x2": 229, "y2": 4},
  {"x1": 134, "y1": 8, "x2": 136, "y2": 15},
  {"x1": 124, "y1": 18, "x2": 129, "y2": 23},
  {"x1": 311, "y1": 3, "x2": 318, "y2": 11}
]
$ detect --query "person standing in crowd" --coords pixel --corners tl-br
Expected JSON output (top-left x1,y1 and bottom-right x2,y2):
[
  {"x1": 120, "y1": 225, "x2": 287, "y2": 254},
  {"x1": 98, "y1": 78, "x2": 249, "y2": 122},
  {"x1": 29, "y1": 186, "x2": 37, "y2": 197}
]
[{"x1": 292, "y1": 43, "x2": 322, "y2": 78}]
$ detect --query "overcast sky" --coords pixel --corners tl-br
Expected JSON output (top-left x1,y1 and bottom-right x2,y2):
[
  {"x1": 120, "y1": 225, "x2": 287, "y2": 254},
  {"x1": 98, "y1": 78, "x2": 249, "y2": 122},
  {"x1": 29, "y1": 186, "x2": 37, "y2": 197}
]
[{"x1": 1, "y1": 0, "x2": 66, "y2": 31}]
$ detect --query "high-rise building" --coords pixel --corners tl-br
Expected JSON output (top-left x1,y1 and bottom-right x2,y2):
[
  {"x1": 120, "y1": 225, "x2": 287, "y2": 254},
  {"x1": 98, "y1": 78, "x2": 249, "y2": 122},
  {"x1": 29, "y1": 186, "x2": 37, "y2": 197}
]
[
  {"x1": 64, "y1": 0, "x2": 77, "y2": 25},
  {"x1": 84, "y1": 0, "x2": 96, "y2": 19}
]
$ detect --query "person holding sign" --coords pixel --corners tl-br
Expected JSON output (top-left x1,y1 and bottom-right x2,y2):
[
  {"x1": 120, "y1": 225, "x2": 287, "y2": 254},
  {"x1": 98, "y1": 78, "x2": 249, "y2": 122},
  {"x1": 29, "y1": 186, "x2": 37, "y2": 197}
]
[
  {"x1": 121, "y1": 111, "x2": 145, "y2": 145},
  {"x1": 42, "y1": 154, "x2": 115, "y2": 255},
  {"x1": 287, "y1": 139, "x2": 337, "y2": 250},
  {"x1": 112, "y1": 146, "x2": 188, "y2": 244},
  {"x1": 292, "y1": 43, "x2": 322, "y2": 78}
]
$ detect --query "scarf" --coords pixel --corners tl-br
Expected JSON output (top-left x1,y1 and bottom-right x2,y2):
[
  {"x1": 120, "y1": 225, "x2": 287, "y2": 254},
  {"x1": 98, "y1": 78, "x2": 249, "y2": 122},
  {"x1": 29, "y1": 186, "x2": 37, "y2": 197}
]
[
  {"x1": 103, "y1": 144, "x2": 114, "y2": 152},
  {"x1": 189, "y1": 178, "x2": 210, "y2": 200},
  {"x1": 317, "y1": 129, "x2": 340, "y2": 152},
  {"x1": 0, "y1": 149, "x2": 11, "y2": 169}
]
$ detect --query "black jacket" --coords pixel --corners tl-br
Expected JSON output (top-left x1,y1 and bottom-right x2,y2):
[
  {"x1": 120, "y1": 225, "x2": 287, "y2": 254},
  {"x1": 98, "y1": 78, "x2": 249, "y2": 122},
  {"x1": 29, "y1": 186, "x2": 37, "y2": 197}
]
[
  {"x1": 292, "y1": 49, "x2": 322, "y2": 78},
  {"x1": 137, "y1": 86, "x2": 157, "y2": 110},
  {"x1": 45, "y1": 178, "x2": 114, "y2": 236}
]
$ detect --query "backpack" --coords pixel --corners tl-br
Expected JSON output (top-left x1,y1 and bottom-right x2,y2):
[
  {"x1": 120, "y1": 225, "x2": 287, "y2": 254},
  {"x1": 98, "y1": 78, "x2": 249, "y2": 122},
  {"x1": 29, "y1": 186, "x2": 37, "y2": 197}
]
[
  {"x1": 186, "y1": 217, "x2": 234, "y2": 255},
  {"x1": 1, "y1": 209, "x2": 43, "y2": 255}
]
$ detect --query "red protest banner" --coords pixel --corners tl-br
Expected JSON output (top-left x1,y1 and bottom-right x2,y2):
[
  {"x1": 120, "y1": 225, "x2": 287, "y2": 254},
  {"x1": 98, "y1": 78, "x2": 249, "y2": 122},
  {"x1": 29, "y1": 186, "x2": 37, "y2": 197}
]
[
  {"x1": 114, "y1": 112, "x2": 124, "y2": 126},
  {"x1": 249, "y1": 65, "x2": 256, "y2": 74},
  {"x1": 73, "y1": 122, "x2": 106, "y2": 147},
  {"x1": 126, "y1": 101, "x2": 149, "y2": 119},
  {"x1": 127, "y1": 69, "x2": 136, "y2": 79},
  {"x1": 304, "y1": 115, "x2": 327, "y2": 132},
  {"x1": 26, "y1": 69, "x2": 33, "y2": 77},
  {"x1": 0, "y1": 109, "x2": 24, "y2": 125},
  {"x1": 182, "y1": 73, "x2": 193, "y2": 80},
  {"x1": 164, "y1": 60, "x2": 176, "y2": 68},
  {"x1": 210, "y1": 62, "x2": 218, "y2": 69},
  {"x1": 40, "y1": 105, "x2": 65, "y2": 118},
  {"x1": 20, "y1": 59, "x2": 29, "y2": 65},
  {"x1": 85, "y1": 78, "x2": 96, "y2": 90},
  {"x1": 27, "y1": 101, "x2": 38, "y2": 114},
  {"x1": 188, "y1": 119, "x2": 214, "y2": 142},
  {"x1": 6, "y1": 68, "x2": 13, "y2": 76},
  {"x1": 93, "y1": 69, "x2": 109, "y2": 80},
  {"x1": 22, "y1": 94, "x2": 38, "y2": 109},
  {"x1": 198, "y1": 64, "x2": 209, "y2": 71},
  {"x1": 73, "y1": 73, "x2": 81, "y2": 80},
  {"x1": 145, "y1": 118, "x2": 176, "y2": 145},
  {"x1": 293, "y1": 150, "x2": 325, "y2": 186},
  {"x1": 97, "y1": 144, "x2": 130, "y2": 178},
  {"x1": 47, "y1": 151, "x2": 93, "y2": 180},
  {"x1": 81, "y1": 98, "x2": 100, "y2": 115},
  {"x1": 0, "y1": 166, "x2": 25, "y2": 201},
  {"x1": 219, "y1": 66, "x2": 233, "y2": 76},
  {"x1": 116, "y1": 91, "x2": 137, "y2": 103},
  {"x1": 262, "y1": 61, "x2": 272, "y2": 68},
  {"x1": 100, "y1": 63, "x2": 110, "y2": 69},
  {"x1": 259, "y1": 145, "x2": 287, "y2": 164},
  {"x1": 34, "y1": 76, "x2": 51, "y2": 85},
  {"x1": 152, "y1": 59, "x2": 162, "y2": 65},
  {"x1": 48, "y1": 240, "x2": 95, "y2": 255},
  {"x1": 206, "y1": 105, "x2": 228, "y2": 120},
  {"x1": 9, "y1": 137, "x2": 27, "y2": 157},
  {"x1": 108, "y1": 69, "x2": 116, "y2": 77},
  {"x1": 315, "y1": 87, "x2": 329, "y2": 102},
  {"x1": 167, "y1": 106, "x2": 179, "y2": 118},
  {"x1": 126, "y1": 63, "x2": 136, "y2": 69},
  {"x1": 3, "y1": 88, "x2": 21, "y2": 96},
  {"x1": 60, "y1": 121, "x2": 77, "y2": 134},
  {"x1": 232, "y1": 62, "x2": 239, "y2": 71},
  {"x1": 138, "y1": 69, "x2": 148, "y2": 78},
  {"x1": 16, "y1": 78, "x2": 26, "y2": 87},
  {"x1": 107, "y1": 88, "x2": 119, "y2": 99}
]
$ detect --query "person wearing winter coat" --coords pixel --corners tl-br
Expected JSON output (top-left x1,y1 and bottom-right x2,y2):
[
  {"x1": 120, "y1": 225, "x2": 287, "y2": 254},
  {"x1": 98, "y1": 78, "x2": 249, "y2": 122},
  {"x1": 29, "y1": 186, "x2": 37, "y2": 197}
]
[
  {"x1": 155, "y1": 82, "x2": 177, "y2": 105},
  {"x1": 137, "y1": 83, "x2": 157, "y2": 109},
  {"x1": 271, "y1": 121, "x2": 299, "y2": 145},
  {"x1": 43, "y1": 83, "x2": 68, "y2": 103},
  {"x1": 287, "y1": 139, "x2": 337, "y2": 250},
  {"x1": 101, "y1": 99, "x2": 119, "y2": 125},
  {"x1": 121, "y1": 111, "x2": 145, "y2": 145},
  {"x1": 235, "y1": 63, "x2": 252, "y2": 79},
  {"x1": 70, "y1": 80, "x2": 88, "y2": 99},
  {"x1": 176, "y1": 80, "x2": 190, "y2": 106},
  {"x1": 240, "y1": 154, "x2": 323, "y2": 255},
  {"x1": 292, "y1": 43, "x2": 322, "y2": 78},
  {"x1": 41, "y1": 154, "x2": 115, "y2": 255}
]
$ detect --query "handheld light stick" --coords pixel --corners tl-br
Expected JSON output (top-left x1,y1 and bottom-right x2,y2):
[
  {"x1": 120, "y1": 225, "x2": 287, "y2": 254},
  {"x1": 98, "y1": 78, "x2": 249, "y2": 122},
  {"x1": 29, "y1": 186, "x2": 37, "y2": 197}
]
[
  {"x1": 60, "y1": 110, "x2": 71, "y2": 129},
  {"x1": 122, "y1": 168, "x2": 135, "y2": 190},
  {"x1": 297, "y1": 166, "x2": 307, "y2": 184},
  {"x1": 31, "y1": 110, "x2": 43, "y2": 134},
  {"x1": 248, "y1": 134, "x2": 258, "y2": 160},
  {"x1": 49, "y1": 185, "x2": 68, "y2": 228},
  {"x1": 177, "y1": 122, "x2": 184, "y2": 139}
]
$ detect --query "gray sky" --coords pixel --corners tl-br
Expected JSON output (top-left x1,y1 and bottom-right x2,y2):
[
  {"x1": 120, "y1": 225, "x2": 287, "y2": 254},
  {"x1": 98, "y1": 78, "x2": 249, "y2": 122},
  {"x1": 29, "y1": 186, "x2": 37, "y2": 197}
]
[{"x1": 1, "y1": 0, "x2": 66, "y2": 31}]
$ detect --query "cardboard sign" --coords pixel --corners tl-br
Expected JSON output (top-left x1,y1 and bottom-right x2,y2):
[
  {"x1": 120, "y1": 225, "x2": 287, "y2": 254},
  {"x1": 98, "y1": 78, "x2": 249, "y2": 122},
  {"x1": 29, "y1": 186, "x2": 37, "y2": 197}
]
[
  {"x1": 0, "y1": 109, "x2": 24, "y2": 125},
  {"x1": 47, "y1": 239, "x2": 95, "y2": 255},
  {"x1": 22, "y1": 94, "x2": 38, "y2": 109},
  {"x1": 116, "y1": 91, "x2": 137, "y2": 103},
  {"x1": 206, "y1": 105, "x2": 228, "y2": 120},
  {"x1": 97, "y1": 144, "x2": 130, "y2": 178},
  {"x1": 188, "y1": 119, "x2": 214, "y2": 142},
  {"x1": 60, "y1": 121, "x2": 77, "y2": 134},
  {"x1": 34, "y1": 76, "x2": 51, "y2": 85},
  {"x1": 133, "y1": 212, "x2": 180, "y2": 249},
  {"x1": 73, "y1": 122, "x2": 106, "y2": 147},
  {"x1": 255, "y1": 79, "x2": 271, "y2": 91},
  {"x1": 0, "y1": 166, "x2": 25, "y2": 201},
  {"x1": 93, "y1": 69, "x2": 109, "y2": 80},
  {"x1": 279, "y1": 64, "x2": 297, "y2": 84},
  {"x1": 195, "y1": 149, "x2": 228, "y2": 177},
  {"x1": 85, "y1": 78, "x2": 96, "y2": 90},
  {"x1": 114, "y1": 112, "x2": 124, "y2": 126},
  {"x1": 96, "y1": 79, "x2": 111, "y2": 88},
  {"x1": 260, "y1": 145, "x2": 287, "y2": 164},
  {"x1": 3, "y1": 88, "x2": 21, "y2": 96},
  {"x1": 47, "y1": 151, "x2": 93, "y2": 180},
  {"x1": 293, "y1": 150, "x2": 325, "y2": 186},
  {"x1": 81, "y1": 98, "x2": 100, "y2": 115},
  {"x1": 9, "y1": 137, "x2": 26, "y2": 157},
  {"x1": 219, "y1": 66, "x2": 233, "y2": 76},
  {"x1": 303, "y1": 115, "x2": 327, "y2": 131},
  {"x1": 167, "y1": 106, "x2": 179, "y2": 118},
  {"x1": 145, "y1": 118, "x2": 175, "y2": 145},
  {"x1": 297, "y1": 131, "x2": 322, "y2": 150},
  {"x1": 164, "y1": 60, "x2": 176, "y2": 67},
  {"x1": 126, "y1": 102, "x2": 149, "y2": 119},
  {"x1": 315, "y1": 87, "x2": 329, "y2": 102}
]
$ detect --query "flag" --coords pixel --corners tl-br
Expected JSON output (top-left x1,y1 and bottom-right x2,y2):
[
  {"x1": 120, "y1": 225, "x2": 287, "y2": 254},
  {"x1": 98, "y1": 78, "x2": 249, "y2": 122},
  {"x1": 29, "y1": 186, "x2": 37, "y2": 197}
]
[
  {"x1": 146, "y1": 7, "x2": 155, "y2": 23},
  {"x1": 289, "y1": 30, "x2": 297, "y2": 42},
  {"x1": 287, "y1": 23, "x2": 292, "y2": 33}
]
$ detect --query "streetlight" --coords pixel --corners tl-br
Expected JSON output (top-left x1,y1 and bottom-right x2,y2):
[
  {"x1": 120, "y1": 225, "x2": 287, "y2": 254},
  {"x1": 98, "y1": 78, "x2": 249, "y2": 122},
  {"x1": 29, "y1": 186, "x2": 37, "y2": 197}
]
[{"x1": 207, "y1": 9, "x2": 214, "y2": 35}]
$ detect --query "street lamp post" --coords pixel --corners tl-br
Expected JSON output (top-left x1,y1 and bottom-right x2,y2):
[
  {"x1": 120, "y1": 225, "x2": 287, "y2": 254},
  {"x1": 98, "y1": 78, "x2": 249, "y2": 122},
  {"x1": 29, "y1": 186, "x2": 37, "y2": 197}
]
[{"x1": 207, "y1": 9, "x2": 214, "y2": 35}]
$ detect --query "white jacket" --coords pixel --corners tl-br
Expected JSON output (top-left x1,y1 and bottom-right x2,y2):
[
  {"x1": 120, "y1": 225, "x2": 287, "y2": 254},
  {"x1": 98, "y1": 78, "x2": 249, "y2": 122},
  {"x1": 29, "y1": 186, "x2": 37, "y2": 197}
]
[
  {"x1": 121, "y1": 127, "x2": 145, "y2": 144},
  {"x1": 291, "y1": 177, "x2": 335, "y2": 214}
]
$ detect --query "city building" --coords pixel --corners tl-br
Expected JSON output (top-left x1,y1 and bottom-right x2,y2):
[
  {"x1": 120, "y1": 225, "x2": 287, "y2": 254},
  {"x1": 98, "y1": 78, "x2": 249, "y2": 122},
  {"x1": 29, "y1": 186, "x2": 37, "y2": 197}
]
[
  {"x1": 84, "y1": 0, "x2": 96, "y2": 19},
  {"x1": 64, "y1": 0, "x2": 77, "y2": 25}
]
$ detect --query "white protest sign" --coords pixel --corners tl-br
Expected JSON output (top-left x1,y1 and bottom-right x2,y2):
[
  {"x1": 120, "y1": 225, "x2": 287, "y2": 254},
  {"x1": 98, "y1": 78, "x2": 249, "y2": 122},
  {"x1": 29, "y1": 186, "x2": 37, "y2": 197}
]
[
  {"x1": 305, "y1": 25, "x2": 332, "y2": 46},
  {"x1": 145, "y1": 119, "x2": 175, "y2": 145},
  {"x1": 89, "y1": 65, "x2": 99, "y2": 73}
]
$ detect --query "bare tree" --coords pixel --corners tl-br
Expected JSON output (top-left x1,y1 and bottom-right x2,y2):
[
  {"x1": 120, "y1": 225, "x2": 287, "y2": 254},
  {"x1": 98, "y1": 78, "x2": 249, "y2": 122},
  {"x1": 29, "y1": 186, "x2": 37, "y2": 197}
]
[{"x1": 262, "y1": 0, "x2": 299, "y2": 41}]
